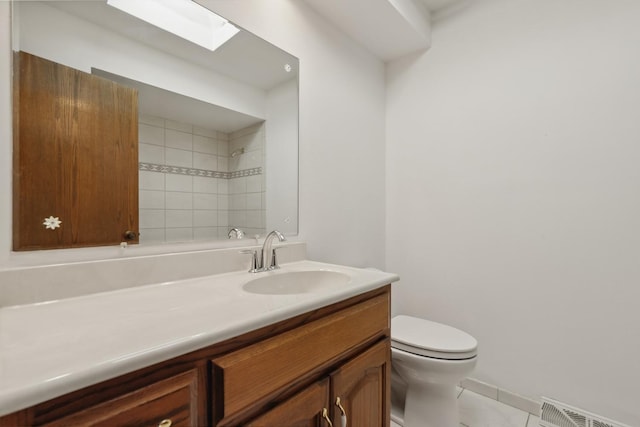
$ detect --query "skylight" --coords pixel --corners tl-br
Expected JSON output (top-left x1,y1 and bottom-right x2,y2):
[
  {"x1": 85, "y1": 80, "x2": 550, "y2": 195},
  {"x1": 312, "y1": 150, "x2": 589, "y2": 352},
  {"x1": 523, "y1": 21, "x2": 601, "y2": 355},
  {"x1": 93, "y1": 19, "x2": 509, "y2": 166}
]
[{"x1": 107, "y1": 0, "x2": 240, "y2": 52}]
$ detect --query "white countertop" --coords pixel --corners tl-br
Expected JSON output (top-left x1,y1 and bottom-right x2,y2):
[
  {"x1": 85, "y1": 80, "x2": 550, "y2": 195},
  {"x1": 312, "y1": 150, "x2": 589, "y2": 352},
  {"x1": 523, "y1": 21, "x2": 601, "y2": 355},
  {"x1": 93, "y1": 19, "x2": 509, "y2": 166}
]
[{"x1": 0, "y1": 260, "x2": 398, "y2": 417}]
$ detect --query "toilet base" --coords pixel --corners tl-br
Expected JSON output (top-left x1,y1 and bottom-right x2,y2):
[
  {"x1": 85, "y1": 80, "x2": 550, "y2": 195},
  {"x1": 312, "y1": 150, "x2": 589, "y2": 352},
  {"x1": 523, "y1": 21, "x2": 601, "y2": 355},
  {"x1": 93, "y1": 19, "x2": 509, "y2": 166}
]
[{"x1": 403, "y1": 381, "x2": 460, "y2": 427}]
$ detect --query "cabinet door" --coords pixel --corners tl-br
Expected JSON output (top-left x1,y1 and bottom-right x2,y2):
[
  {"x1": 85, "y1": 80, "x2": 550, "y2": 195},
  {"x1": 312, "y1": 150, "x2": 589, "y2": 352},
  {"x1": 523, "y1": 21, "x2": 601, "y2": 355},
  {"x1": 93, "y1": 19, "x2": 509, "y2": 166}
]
[
  {"x1": 42, "y1": 370, "x2": 199, "y2": 427},
  {"x1": 330, "y1": 340, "x2": 391, "y2": 427},
  {"x1": 13, "y1": 51, "x2": 139, "y2": 250},
  {"x1": 245, "y1": 378, "x2": 330, "y2": 427}
]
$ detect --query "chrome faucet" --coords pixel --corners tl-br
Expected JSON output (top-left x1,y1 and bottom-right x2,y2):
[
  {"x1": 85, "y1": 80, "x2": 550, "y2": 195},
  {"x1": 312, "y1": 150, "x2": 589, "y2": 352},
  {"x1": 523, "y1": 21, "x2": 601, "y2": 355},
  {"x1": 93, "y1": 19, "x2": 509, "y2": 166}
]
[
  {"x1": 240, "y1": 230, "x2": 286, "y2": 273},
  {"x1": 260, "y1": 230, "x2": 286, "y2": 271}
]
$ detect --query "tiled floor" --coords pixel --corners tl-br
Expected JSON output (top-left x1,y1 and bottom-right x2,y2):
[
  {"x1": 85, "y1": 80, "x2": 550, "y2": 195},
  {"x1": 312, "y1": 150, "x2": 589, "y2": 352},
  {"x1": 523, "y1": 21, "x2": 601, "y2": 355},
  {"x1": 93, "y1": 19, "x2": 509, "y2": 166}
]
[{"x1": 391, "y1": 388, "x2": 540, "y2": 427}]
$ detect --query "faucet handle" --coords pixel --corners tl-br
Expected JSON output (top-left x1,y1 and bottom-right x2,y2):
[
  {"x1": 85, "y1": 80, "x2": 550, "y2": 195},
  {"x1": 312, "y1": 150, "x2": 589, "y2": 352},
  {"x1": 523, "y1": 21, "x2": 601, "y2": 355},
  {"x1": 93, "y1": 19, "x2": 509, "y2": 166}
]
[
  {"x1": 240, "y1": 249, "x2": 260, "y2": 273},
  {"x1": 270, "y1": 247, "x2": 284, "y2": 270},
  {"x1": 228, "y1": 228, "x2": 245, "y2": 239}
]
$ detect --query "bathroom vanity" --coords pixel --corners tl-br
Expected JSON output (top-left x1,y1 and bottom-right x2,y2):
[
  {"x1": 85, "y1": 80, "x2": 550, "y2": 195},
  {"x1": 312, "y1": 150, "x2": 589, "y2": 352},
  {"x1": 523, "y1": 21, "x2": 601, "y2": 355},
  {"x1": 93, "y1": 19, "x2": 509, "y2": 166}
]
[{"x1": 0, "y1": 259, "x2": 397, "y2": 426}]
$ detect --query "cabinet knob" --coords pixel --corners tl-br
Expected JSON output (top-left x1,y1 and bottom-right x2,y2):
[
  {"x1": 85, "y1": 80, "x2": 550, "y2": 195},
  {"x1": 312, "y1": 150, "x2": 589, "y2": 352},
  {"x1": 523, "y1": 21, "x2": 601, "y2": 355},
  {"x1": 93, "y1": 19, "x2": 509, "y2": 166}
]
[
  {"x1": 321, "y1": 408, "x2": 334, "y2": 427},
  {"x1": 158, "y1": 420, "x2": 172, "y2": 427},
  {"x1": 123, "y1": 230, "x2": 137, "y2": 240}
]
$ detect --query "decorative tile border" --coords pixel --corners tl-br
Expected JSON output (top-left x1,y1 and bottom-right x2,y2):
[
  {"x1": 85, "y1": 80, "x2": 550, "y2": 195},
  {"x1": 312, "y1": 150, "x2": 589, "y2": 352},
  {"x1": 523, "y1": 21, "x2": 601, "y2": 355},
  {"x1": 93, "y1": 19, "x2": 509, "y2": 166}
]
[{"x1": 139, "y1": 162, "x2": 262, "y2": 179}]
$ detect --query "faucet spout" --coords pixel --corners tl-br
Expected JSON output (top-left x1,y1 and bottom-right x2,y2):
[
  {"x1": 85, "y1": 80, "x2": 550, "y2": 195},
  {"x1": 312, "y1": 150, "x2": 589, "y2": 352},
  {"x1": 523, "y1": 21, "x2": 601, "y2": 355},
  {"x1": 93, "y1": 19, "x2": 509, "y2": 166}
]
[{"x1": 260, "y1": 230, "x2": 286, "y2": 271}]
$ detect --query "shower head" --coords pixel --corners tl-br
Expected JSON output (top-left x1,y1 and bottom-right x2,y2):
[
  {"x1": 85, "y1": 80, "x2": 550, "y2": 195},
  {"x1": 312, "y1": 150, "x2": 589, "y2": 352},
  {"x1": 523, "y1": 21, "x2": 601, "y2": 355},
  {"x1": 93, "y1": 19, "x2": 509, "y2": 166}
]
[{"x1": 230, "y1": 147, "x2": 245, "y2": 158}]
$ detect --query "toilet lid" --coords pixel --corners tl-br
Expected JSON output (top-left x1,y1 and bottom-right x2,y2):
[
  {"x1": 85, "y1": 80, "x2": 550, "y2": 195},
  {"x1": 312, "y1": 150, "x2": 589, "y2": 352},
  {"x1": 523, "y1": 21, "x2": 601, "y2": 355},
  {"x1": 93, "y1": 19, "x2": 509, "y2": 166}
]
[{"x1": 391, "y1": 315, "x2": 478, "y2": 360}]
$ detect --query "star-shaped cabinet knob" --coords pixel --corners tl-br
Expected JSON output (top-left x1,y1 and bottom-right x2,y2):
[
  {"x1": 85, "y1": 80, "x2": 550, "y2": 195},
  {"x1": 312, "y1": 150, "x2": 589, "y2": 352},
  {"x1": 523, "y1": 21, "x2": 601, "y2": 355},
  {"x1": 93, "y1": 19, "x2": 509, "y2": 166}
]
[{"x1": 43, "y1": 216, "x2": 62, "y2": 230}]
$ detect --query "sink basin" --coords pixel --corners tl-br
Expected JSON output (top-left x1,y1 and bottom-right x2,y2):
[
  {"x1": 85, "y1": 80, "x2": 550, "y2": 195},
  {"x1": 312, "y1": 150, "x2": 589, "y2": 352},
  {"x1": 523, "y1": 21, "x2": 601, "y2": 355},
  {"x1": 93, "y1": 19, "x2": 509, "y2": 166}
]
[{"x1": 242, "y1": 270, "x2": 351, "y2": 295}]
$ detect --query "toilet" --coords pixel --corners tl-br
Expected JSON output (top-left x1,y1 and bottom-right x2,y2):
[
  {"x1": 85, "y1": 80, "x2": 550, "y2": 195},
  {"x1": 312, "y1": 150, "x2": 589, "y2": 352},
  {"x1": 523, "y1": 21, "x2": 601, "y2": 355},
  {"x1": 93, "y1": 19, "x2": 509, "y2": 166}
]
[{"x1": 391, "y1": 315, "x2": 478, "y2": 427}]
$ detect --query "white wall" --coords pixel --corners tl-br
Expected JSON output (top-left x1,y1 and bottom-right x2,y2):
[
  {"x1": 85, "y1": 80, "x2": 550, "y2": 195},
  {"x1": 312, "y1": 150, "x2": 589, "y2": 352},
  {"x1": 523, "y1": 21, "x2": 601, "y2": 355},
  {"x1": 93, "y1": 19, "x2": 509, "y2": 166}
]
[
  {"x1": 266, "y1": 79, "x2": 299, "y2": 236},
  {"x1": 386, "y1": 0, "x2": 640, "y2": 424},
  {"x1": 0, "y1": 0, "x2": 386, "y2": 268},
  {"x1": 196, "y1": 0, "x2": 388, "y2": 268}
]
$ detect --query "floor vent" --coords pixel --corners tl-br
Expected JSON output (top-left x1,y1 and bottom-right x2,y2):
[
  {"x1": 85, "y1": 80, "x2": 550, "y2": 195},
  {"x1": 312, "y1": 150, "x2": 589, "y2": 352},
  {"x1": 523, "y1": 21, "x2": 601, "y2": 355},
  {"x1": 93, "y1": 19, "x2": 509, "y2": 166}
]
[{"x1": 540, "y1": 397, "x2": 630, "y2": 427}]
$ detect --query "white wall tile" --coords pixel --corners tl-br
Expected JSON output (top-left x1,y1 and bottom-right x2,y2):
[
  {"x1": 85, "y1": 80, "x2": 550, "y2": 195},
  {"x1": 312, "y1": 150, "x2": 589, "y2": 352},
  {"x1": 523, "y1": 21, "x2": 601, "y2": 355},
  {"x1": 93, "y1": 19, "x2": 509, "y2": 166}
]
[
  {"x1": 230, "y1": 194, "x2": 246, "y2": 210},
  {"x1": 193, "y1": 126, "x2": 216, "y2": 138},
  {"x1": 139, "y1": 171, "x2": 165, "y2": 191},
  {"x1": 165, "y1": 148, "x2": 193, "y2": 168},
  {"x1": 139, "y1": 190, "x2": 165, "y2": 209},
  {"x1": 165, "y1": 120, "x2": 192, "y2": 133},
  {"x1": 193, "y1": 152, "x2": 217, "y2": 170},
  {"x1": 139, "y1": 124, "x2": 164, "y2": 146},
  {"x1": 193, "y1": 177, "x2": 217, "y2": 194},
  {"x1": 194, "y1": 210, "x2": 218, "y2": 227},
  {"x1": 140, "y1": 209, "x2": 165, "y2": 228},
  {"x1": 165, "y1": 129, "x2": 193, "y2": 151},
  {"x1": 246, "y1": 175, "x2": 262, "y2": 193},
  {"x1": 218, "y1": 157, "x2": 229, "y2": 172},
  {"x1": 218, "y1": 194, "x2": 229, "y2": 210},
  {"x1": 231, "y1": 211, "x2": 247, "y2": 229},
  {"x1": 134, "y1": 115, "x2": 262, "y2": 245},
  {"x1": 166, "y1": 174, "x2": 192, "y2": 192},
  {"x1": 193, "y1": 227, "x2": 218, "y2": 240},
  {"x1": 166, "y1": 192, "x2": 193, "y2": 210},
  {"x1": 218, "y1": 210, "x2": 229, "y2": 227},
  {"x1": 139, "y1": 228, "x2": 165, "y2": 244},
  {"x1": 246, "y1": 193, "x2": 262, "y2": 210},
  {"x1": 230, "y1": 177, "x2": 246, "y2": 194},
  {"x1": 165, "y1": 227, "x2": 193, "y2": 242},
  {"x1": 139, "y1": 143, "x2": 165, "y2": 164},
  {"x1": 166, "y1": 210, "x2": 193, "y2": 228},
  {"x1": 139, "y1": 114, "x2": 165, "y2": 127},
  {"x1": 218, "y1": 141, "x2": 229, "y2": 157},
  {"x1": 193, "y1": 135, "x2": 217, "y2": 154},
  {"x1": 218, "y1": 179, "x2": 229, "y2": 194},
  {"x1": 194, "y1": 193, "x2": 217, "y2": 210}
]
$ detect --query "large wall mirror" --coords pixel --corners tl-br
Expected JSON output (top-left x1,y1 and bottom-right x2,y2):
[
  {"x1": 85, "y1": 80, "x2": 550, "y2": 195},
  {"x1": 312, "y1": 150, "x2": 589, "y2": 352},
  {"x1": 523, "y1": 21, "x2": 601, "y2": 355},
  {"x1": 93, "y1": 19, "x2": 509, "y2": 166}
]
[{"x1": 11, "y1": 0, "x2": 298, "y2": 248}]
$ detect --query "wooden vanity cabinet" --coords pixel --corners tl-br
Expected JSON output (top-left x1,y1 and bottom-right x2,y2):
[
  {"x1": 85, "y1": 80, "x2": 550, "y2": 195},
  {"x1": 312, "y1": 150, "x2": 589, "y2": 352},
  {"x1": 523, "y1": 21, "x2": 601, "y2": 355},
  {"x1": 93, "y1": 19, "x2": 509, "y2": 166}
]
[
  {"x1": 211, "y1": 292, "x2": 391, "y2": 426},
  {"x1": 41, "y1": 369, "x2": 200, "y2": 427},
  {"x1": 0, "y1": 287, "x2": 391, "y2": 427},
  {"x1": 243, "y1": 340, "x2": 390, "y2": 427}
]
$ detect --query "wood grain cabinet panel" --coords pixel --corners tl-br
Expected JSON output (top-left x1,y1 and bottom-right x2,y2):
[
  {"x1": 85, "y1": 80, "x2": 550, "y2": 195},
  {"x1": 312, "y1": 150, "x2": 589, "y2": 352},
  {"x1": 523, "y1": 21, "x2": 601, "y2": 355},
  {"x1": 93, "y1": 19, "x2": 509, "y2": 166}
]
[
  {"x1": 13, "y1": 51, "x2": 139, "y2": 250},
  {"x1": 211, "y1": 293, "x2": 388, "y2": 422},
  {"x1": 42, "y1": 369, "x2": 199, "y2": 427},
  {"x1": 330, "y1": 340, "x2": 391, "y2": 427},
  {"x1": 245, "y1": 378, "x2": 331, "y2": 427}
]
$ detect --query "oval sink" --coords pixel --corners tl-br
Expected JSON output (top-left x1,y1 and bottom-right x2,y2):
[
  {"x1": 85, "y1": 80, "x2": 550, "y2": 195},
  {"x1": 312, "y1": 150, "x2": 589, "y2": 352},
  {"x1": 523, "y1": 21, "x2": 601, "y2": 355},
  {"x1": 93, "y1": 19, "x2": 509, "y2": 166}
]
[{"x1": 243, "y1": 270, "x2": 351, "y2": 295}]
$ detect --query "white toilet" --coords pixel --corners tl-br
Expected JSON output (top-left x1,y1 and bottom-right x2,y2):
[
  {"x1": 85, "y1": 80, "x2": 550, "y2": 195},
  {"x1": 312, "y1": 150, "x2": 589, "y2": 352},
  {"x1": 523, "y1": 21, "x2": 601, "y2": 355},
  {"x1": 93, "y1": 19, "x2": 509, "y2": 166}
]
[{"x1": 391, "y1": 315, "x2": 478, "y2": 427}]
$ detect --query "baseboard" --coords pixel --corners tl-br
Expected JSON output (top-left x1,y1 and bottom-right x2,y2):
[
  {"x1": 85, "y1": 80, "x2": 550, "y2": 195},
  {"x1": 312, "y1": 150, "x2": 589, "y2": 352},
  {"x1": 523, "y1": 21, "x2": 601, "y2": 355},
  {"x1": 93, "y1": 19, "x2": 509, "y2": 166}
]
[{"x1": 460, "y1": 377, "x2": 541, "y2": 416}]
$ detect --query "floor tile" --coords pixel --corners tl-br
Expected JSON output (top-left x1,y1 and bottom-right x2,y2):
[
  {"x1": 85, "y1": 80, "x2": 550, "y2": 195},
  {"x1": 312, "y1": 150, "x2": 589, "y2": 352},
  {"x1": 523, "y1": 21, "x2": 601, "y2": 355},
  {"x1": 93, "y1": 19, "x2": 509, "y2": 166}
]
[
  {"x1": 526, "y1": 415, "x2": 540, "y2": 427},
  {"x1": 459, "y1": 389, "x2": 529, "y2": 427}
]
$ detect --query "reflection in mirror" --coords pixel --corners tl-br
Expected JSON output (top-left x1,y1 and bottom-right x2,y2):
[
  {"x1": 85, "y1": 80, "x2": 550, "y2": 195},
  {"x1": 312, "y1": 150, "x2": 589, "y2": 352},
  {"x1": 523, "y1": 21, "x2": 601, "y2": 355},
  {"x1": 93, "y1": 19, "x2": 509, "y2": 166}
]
[{"x1": 12, "y1": 0, "x2": 298, "y2": 246}]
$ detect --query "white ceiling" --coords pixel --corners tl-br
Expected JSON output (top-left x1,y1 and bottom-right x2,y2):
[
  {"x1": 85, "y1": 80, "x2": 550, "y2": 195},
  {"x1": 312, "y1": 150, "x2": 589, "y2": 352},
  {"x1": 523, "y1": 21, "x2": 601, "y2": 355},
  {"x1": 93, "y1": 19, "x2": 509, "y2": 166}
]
[
  {"x1": 93, "y1": 70, "x2": 263, "y2": 133},
  {"x1": 49, "y1": 1, "x2": 298, "y2": 91},
  {"x1": 301, "y1": 0, "x2": 460, "y2": 62}
]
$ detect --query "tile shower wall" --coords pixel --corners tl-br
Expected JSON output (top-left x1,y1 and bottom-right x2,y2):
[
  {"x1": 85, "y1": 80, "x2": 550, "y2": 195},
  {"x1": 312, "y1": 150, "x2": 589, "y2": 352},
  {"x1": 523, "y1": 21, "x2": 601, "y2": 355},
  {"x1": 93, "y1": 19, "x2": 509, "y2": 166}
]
[
  {"x1": 228, "y1": 123, "x2": 266, "y2": 238},
  {"x1": 138, "y1": 115, "x2": 265, "y2": 243}
]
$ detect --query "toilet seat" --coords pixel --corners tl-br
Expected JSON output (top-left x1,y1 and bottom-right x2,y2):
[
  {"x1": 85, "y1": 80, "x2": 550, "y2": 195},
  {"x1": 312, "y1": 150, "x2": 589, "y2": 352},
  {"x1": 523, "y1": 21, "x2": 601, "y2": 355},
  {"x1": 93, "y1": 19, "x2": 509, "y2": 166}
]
[{"x1": 391, "y1": 315, "x2": 478, "y2": 360}]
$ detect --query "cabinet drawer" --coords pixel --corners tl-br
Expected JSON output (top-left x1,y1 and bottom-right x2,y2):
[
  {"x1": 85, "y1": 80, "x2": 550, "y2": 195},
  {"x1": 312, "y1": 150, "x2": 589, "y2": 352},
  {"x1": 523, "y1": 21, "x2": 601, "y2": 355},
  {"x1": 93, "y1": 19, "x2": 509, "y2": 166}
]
[
  {"x1": 245, "y1": 378, "x2": 330, "y2": 426},
  {"x1": 43, "y1": 369, "x2": 199, "y2": 427},
  {"x1": 211, "y1": 293, "x2": 389, "y2": 420}
]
